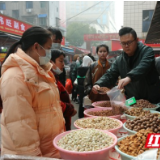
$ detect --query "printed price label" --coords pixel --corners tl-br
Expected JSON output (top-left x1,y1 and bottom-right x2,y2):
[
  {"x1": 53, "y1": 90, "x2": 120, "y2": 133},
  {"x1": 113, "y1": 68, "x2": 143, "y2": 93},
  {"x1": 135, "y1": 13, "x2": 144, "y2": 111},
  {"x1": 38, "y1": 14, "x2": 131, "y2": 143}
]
[{"x1": 125, "y1": 97, "x2": 136, "y2": 106}]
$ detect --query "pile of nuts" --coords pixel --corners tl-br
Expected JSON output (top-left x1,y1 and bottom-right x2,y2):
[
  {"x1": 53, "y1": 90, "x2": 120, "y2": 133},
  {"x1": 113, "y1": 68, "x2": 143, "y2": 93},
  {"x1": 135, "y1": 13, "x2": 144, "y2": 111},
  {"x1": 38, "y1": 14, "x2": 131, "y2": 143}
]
[
  {"x1": 118, "y1": 129, "x2": 153, "y2": 156},
  {"x1": 57, "y1": 129, "x2": 114, "y2": 152},
  {"x1": 97, "y1": 101, "x2": 111, "y2": 107},
  {"x1": 88, "y1": 110, "x2": 114, "y2": 117},
  {"x1": 112, "y1": 102, "x2": 127, "y2": 115},
  {"x1": 131, "y1": 99, "x2": 156, "y2": 108},
  {"x1": 125, "y1": 108, "x2": 151, "y2": 117},
  {"x1": 126, "y1": 114, "x2": 160, "y2": 133},
  {"x1": 75, "y1": 117, "x2": 120, "y2": 130}
]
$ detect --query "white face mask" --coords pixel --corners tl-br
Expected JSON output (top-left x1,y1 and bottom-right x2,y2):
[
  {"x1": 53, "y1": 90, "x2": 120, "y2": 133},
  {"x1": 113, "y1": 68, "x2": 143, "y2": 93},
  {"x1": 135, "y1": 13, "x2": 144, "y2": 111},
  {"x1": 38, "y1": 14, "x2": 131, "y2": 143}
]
[
  {"x1": 37, "y1": 44, "x2": 51, "y2": 65},
  {"x1": 52, "y1": 43, "x2": 61, "y2": 49},
  {"x1": 52, "y1": 67, "x2": 63, "y2": 75}
]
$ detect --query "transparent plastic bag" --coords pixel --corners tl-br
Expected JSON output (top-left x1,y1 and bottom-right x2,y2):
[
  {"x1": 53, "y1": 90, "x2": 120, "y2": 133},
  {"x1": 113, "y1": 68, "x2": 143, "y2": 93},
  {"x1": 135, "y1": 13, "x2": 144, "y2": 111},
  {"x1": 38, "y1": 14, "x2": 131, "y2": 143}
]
[
  {"x1": 107, "y1": 86, "x2": 127, "y2": 115},
  {"x1": 131, "y1": 149, "x2": 158, "y2": 160},
  {"x1": 0, "y1": 154, "x2": 63, "y2": 160}
]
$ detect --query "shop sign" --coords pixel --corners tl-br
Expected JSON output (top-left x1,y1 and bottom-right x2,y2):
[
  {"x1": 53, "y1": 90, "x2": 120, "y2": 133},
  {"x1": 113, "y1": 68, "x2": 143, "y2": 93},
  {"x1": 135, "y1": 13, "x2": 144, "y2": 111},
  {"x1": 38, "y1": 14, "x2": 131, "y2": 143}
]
[
  {"x1": 0, "y1": 13, "x2": 32, "y2": 36},
  {"x1": 84, "y1": 33, "x2": 119, "y2": 42}
]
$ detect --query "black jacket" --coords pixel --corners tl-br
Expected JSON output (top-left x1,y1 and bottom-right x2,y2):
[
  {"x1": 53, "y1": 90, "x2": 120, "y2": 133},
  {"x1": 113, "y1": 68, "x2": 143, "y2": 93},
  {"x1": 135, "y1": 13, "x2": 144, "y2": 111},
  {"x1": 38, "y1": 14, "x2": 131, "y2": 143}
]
[
  {"x1": 70, "y1": 61, "x2": 81, "y2": 83},
  {"x1": 95, "y1": 42, "x2": 160, "y2": 103},
  {"x1": 77, "y1": 66, "x2": 89, "y2": 96}
]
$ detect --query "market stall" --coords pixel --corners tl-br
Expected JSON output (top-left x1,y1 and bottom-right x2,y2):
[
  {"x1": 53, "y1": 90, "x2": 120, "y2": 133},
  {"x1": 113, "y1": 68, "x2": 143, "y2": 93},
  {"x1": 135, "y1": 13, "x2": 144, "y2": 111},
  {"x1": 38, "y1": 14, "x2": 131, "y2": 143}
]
[{"x1": 52, "y1": 85, "x2": 160, "y2": 160}]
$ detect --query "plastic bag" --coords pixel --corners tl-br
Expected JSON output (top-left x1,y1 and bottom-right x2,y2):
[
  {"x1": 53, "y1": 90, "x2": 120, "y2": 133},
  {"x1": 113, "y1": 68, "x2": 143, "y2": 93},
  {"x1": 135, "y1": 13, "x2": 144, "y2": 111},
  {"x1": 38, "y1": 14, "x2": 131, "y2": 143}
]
[
  {"x1": 107, "y1": 86, "x2": 127, "y2": 115},
  {"x1": 0, "y1": 154, "x2": 63, "y2": 160},
  {"x1": 131, "y1": 149, "x2": 158, "y2": 160},
  {"x1": 65, "y1": 78, "x2": 73, "y2": 94},
  {"x1": 73, "y1": 78, "x2": 78, "y2": 85}
]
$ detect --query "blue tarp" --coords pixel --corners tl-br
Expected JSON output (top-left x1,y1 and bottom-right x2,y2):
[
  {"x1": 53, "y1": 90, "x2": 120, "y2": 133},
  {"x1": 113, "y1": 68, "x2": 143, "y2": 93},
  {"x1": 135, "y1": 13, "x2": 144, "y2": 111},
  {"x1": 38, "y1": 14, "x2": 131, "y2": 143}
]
[
  {"x1": 61, "y1": 46, "x2": 74, "y2": 55},
  {"x1": 38, "y1": 14, "x2": 47, "y2": 18}
]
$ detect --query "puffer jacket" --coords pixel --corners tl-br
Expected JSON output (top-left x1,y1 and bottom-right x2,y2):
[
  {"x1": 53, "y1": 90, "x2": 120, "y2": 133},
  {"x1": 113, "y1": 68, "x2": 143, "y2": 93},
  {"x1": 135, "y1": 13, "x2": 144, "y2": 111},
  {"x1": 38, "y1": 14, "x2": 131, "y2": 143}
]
[
  {"x1": 95, "y1": 42, "x2": 160, "y2": 103},
  {"x1": 0, "y1": 48, "x2": 65, "y2": 157},
  {"x1": 84, "y1": 60, "x2": 111, "y2": 102}
]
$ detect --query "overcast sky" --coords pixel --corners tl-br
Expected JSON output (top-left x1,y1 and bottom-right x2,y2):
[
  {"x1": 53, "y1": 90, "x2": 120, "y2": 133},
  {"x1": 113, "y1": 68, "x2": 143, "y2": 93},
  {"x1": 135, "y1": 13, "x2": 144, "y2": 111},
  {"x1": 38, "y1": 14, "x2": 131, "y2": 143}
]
[{"x1": 115, "y1": 1, "x2": 124, "y2": 31}]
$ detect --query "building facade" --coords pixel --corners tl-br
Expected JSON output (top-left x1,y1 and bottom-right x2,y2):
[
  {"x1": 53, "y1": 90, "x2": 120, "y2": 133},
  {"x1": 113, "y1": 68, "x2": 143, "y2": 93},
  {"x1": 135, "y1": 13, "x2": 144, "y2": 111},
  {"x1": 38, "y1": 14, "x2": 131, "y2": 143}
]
[
  {"x1": 66, "y1": 1, "x2": 117, "y2": 33},
  {"x1": 0, "y1": 1, "x2": 64, "y2": 30},
  {"x1": 123, "y1": 1, "x2": 157, "y2": 39}
]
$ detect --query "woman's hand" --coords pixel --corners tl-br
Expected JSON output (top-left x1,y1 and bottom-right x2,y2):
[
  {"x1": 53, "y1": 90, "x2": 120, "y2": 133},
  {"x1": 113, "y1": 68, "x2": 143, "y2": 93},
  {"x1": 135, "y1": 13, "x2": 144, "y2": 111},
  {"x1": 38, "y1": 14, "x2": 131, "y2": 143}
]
[{"x1": 92, "y1": 85, "x2": 100, "y2": 94}]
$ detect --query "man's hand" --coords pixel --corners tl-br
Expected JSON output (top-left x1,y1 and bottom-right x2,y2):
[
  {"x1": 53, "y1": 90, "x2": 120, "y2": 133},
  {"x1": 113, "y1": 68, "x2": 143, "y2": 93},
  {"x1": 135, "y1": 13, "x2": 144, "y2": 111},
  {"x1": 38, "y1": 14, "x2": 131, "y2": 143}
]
[
  {"x1": 118, "y1": 77, "x2": 131, "y2": 89},
  {"x1": 92, "y1": 85, "x2": 100, "y2": 94}
]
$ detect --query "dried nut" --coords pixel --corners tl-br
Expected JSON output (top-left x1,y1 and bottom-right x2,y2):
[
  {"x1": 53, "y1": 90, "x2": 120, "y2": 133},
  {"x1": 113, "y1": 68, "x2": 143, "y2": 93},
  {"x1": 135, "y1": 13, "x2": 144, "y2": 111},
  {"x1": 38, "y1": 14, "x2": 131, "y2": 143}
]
[
  {"x1": 58, "y1": 129, "x2": 114, "y2": 152},
  {"x1": 131, "y1": 99, "x2": 157, "y2": 108},
  {"x1": 97, "y1": 101, "x2": 111, "y2": 107},
  {"x1": 118, "y1": 129, "x2": 153, "y2": 156},
  {"x1": 126, "y1": 114, "x2": 160, "y2": 133},
  {"x1": 88, "y1": 110, "x2": 114, "y2": 117},
  {"x1": 75, "y1": 117, "x2": 120, "y2": 130}
]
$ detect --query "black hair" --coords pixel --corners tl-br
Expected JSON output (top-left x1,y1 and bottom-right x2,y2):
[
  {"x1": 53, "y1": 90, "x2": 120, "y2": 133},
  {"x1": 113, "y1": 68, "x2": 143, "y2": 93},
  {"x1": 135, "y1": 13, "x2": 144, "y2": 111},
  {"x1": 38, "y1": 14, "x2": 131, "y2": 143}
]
[
  {"x1": 47, "y1": 27, "x2": 63, "y2": 40},
  {"x1": 119, "y1": 27, "x2": 137, "y2": 39},
  {"x1": 96, "y1": 44, "x2": 109, "y2": 54},
  {"x1": 51, "y1": 49, "x2": 65, "y2": 62},
  {"x1": 3, "y1": 26, "x2": 51, "y2": 64}
]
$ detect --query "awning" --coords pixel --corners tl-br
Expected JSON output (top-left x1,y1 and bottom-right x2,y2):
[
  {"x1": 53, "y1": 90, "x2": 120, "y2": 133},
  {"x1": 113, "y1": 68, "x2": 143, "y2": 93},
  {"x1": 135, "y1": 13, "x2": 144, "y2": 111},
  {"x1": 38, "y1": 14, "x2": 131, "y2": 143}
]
[
  {"x1": 0, "y1": 31, "x2": 21, "y2": 41},
  {"x1": 70, "y1": 45, "x2": 90, "y2": 53},
  {"x1": 145, "y1": 1, "x2": 160, "y2": 44},
  {"x1": 61, "y1": 46, "x2": 74, "y2": 55},
  {"x1": 38, "y1": 14, "x2": 47, "y2": 18}
]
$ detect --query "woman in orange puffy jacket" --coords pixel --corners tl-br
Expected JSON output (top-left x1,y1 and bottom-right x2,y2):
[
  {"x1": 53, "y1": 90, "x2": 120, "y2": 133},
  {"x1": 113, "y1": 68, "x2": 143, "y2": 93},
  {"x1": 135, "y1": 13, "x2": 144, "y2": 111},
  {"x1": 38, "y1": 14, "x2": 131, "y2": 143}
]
[{"x1": 0, "y1": 26, "x2": 65, "y2": 158}]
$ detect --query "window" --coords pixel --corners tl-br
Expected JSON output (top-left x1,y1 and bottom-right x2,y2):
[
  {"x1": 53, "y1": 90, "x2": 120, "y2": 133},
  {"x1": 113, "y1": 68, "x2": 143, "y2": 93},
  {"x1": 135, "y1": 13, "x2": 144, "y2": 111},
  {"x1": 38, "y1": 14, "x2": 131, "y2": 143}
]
[
  {"x1": 12, "y1": 10, "x2": 19, "y2": 19},
  {"x1": 39, "y1": 17, "x2": 47, "y2": 26},
  {"x1": 0, "y1": 2, "x2": 6, "y2": 10},
  {"x1": 25, "y1": 16, "x2": 34, "y2": 24},
  {"x1": 56, "y1": 17, "x2": 60, "y2": 27},
  {"x1": 142, "y1": 10, "x2": 154, "y2": 32},
  {"x1": 26, "y1": 1, "x2": 33, "y2": 9},
  {"x1": 57, "y1": 7, "x2": 58, "y2": 12},
  {"x1": 40, "y1": 1, "x2": 46, "y2": 8}
]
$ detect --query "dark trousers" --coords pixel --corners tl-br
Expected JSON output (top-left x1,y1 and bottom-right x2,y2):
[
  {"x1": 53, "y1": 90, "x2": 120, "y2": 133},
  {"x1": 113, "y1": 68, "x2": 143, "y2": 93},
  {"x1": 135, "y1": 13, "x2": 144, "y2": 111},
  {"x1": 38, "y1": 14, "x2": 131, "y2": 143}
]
[
  {"x1": 71, "y1": 85, "x2": 77, "y2": 100},
  {"x1": 78, "y1": 86, "x2": 85, "y2": 118}
]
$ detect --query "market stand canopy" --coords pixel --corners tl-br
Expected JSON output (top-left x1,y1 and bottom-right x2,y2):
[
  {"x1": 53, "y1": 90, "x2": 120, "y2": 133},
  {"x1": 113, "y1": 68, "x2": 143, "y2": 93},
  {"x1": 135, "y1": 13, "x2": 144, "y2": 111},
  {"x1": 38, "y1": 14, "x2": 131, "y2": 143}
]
[{"x1": 145, "y1": 1, "x2": 160, "y2": 44}]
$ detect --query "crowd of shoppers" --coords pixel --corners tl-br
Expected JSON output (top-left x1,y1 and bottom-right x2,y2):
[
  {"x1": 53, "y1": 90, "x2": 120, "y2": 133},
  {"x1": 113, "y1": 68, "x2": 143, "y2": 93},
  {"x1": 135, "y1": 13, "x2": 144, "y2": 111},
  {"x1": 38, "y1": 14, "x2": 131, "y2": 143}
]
[{"x1": 1, "y1": 26, "x2": 160, "y2": 159}]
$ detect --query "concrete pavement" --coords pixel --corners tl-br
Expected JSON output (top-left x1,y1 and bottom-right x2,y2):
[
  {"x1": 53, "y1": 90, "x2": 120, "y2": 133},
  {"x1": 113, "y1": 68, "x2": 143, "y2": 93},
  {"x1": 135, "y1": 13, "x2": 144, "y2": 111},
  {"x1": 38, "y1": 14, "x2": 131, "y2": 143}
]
[{"x1": 71, "y1": 100, "x2": 79, "y2": 130}]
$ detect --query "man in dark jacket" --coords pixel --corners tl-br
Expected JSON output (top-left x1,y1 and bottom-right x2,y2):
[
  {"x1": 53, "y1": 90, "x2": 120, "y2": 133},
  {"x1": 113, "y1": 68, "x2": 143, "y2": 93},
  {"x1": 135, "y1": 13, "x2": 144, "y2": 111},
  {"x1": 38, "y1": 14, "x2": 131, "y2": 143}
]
[{"x1": 92, "y1": 27, "x2": 160, "y2": 103}]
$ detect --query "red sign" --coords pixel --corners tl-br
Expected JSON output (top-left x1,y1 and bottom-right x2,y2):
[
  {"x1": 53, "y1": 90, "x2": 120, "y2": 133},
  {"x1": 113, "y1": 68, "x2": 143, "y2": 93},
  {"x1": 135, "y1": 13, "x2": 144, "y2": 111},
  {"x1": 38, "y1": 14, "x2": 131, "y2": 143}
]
[
  {"x1": 61, "y1": 37, "x2": 65, "y2": 45},
  {"x1": 111, "y1": 40, "x2": 122, "y2": 51},
  {"x1": 92, "y1": 46, "x2": 96, "y2": 55},
  {"x1": 84, "y1": 33, "x2": 119, "y2": 42},
  {"x1": 145, "y1": 134, "x2": 160, "y2": 148},
  {"x1": 0, "y1": 13, "x2": 32, "y2": 36}
]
